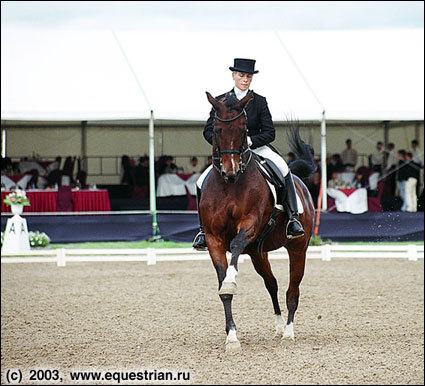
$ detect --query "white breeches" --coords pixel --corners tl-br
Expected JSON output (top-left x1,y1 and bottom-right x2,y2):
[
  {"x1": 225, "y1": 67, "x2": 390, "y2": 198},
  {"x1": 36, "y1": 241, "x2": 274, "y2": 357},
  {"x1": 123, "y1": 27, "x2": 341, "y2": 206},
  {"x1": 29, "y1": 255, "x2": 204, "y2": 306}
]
[
  {"x1": 405, "y1": 177, "x2": 418, "y2": 212},
  {"x1": 197, "y1": 146, "x2": 289, "y2": 189}
]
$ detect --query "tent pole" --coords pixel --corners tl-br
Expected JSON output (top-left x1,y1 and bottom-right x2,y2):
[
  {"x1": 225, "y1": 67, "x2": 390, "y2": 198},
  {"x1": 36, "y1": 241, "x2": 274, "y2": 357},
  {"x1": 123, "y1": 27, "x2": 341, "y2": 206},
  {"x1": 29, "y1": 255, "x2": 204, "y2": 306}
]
[
  {"x1": 149, "y1": 110, "x2": 161, "y2": 240},
  {"x1": 321, "y1": 110, "x2": 327, "y2": 211},
  {"x1": 1, "y1": 127, "x2": 5, "y2": 158}
]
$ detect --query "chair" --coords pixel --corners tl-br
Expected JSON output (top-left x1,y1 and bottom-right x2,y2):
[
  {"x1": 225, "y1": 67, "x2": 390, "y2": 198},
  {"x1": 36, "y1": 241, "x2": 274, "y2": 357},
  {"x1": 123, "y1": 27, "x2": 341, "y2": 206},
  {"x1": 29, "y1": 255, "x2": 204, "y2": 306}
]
[
  {"x1": 56, "y1": 185, "x2": 73, "y2": 212},
  {"x1": 367, "y1": 181, "x2": 385, "y2": 212}
]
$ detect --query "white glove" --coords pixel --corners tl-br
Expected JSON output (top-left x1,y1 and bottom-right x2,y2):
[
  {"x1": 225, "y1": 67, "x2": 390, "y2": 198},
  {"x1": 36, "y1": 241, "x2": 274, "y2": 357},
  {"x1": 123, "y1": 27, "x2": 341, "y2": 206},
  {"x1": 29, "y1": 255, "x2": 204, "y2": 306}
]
[{"x1": 247, "y1": 136, "x2": 253, "y2": 147}]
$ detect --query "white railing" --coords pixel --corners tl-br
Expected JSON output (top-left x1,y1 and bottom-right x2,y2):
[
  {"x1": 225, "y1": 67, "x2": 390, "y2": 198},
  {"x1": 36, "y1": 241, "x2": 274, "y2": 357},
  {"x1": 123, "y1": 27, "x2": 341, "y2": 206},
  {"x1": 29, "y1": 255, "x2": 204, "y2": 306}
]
[{"x1": 1, "y1": 244, "x2": 423, "y2": 267}]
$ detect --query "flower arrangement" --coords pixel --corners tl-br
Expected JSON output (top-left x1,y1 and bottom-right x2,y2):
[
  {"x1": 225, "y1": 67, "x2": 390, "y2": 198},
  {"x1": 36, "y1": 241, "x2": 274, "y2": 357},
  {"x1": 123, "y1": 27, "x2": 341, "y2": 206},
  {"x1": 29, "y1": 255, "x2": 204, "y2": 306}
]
[
  {"x1": 1, "y1": 231, "x2": 51, "y2": 248},
  {"x1": 28, "y1": 231, "x2": 51, "y2": 247},
  {"x1": 3, "y1": 189, "x2": 30, "y2": 206}
]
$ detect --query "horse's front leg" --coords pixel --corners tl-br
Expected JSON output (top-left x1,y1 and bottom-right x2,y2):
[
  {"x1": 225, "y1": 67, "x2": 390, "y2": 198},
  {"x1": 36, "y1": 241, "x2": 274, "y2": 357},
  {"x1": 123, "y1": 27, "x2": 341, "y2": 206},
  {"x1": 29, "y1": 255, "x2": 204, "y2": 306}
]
[
  {"x1": 219, "y1": 228, "x2": 251, "y2": 296},
  {"x1": 207, "y1": 235, "x2": 241, "y2": 352}
]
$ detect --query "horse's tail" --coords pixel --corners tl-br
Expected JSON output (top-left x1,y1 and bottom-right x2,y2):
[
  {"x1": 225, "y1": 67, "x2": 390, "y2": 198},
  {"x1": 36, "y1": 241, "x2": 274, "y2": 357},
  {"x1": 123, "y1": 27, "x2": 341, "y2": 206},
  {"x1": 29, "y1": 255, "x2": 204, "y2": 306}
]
[{"x1": 287, "y1": 120, "x2": 317, "y2": 182}]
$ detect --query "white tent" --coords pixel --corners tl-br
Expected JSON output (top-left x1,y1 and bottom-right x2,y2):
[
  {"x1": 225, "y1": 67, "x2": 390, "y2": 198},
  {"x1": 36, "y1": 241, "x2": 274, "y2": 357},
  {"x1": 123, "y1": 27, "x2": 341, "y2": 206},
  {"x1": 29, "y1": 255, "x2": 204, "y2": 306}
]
[{"x1": 1, "y1": 28, "x2": 424, "y2": 122}]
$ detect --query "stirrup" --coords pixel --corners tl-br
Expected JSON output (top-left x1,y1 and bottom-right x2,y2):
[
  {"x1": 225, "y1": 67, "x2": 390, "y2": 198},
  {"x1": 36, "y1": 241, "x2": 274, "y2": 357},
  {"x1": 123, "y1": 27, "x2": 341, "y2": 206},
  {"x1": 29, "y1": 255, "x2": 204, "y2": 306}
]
[
  {"x1": 192, "y1": 231, "x2": 207, "y2": 251},
  {"x1": 286, "y1": 218, "x2": 304, "y2": 240}
]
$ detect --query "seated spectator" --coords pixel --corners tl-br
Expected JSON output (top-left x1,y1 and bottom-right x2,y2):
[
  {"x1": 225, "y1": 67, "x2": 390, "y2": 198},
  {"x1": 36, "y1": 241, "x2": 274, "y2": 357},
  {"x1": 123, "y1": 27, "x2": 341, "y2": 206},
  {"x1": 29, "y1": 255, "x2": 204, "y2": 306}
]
[
  {"x1": 1, "y1": 157, "x2": 13, "y2": 175},
  {"x1": 76, "y1": 170, "x2": 88, "y2": 189},
  {"x1": 46, "y1": 156, "x2": 62, "y2": 174},
  {"x1": 328, "y1": 171, "x2": 350, "y2": 189},
  {"x1": 160, "y1": 156, "x2": 178, "y2": 175},
  {"x1": 188, "y1": 156, "x2": 202, "y2": 174},
  {"x1": 352, "y1": 171, "x2": 369, "y2": 189}
]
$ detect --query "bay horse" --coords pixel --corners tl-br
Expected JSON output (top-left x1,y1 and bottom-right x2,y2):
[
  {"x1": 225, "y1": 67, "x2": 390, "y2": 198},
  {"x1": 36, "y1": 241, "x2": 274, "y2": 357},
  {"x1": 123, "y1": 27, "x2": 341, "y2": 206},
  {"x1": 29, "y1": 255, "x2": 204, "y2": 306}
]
[{"x1": 200, "y1": 91, "x2": 316, "y2": 352}]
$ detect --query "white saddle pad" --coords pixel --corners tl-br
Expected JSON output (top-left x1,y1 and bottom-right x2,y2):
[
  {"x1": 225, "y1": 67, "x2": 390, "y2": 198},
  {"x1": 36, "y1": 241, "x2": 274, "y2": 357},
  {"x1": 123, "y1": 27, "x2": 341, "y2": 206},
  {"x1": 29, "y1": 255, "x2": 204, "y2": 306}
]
[{"x1": 256, "y1": 161, "x2": 304, "y2": 214}]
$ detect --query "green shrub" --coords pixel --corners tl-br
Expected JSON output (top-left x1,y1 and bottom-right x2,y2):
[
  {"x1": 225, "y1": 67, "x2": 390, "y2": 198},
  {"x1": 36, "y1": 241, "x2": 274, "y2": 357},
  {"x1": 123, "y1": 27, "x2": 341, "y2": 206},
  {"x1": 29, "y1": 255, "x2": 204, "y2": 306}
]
[{"x1": 309, "y1": 235, "x2": 332, "y2": 246}]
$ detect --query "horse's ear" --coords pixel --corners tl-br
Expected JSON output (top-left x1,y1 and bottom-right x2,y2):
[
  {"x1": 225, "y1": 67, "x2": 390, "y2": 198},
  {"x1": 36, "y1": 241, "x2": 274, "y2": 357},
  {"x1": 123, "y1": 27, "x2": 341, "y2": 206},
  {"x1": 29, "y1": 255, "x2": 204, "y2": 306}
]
[
  {"x1": 206, "y1": 91, "x2": 221, "y2": 111},
  {"x1": 238, "y1": 90, "x2": 253, "y2": 109}
]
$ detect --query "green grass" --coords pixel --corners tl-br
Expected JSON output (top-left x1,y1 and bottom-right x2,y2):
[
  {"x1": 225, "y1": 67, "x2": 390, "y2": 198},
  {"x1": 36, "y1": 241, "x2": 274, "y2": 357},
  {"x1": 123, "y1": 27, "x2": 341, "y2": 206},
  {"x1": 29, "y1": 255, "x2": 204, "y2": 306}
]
[
  {"x1": 49, "y1": 239, "x2": 423, "y2": 250},
  {"x1": 50, "y1": 240, "x2": 192, "y2": 249}
]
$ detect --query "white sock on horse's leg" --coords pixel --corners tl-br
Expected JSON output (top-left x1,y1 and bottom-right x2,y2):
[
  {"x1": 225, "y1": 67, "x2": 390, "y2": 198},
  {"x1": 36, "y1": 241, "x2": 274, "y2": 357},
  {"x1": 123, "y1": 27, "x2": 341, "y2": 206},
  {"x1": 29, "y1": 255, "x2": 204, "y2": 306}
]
[{"x1": 223, "y1": 265, "x2": 238, "y2": 283}]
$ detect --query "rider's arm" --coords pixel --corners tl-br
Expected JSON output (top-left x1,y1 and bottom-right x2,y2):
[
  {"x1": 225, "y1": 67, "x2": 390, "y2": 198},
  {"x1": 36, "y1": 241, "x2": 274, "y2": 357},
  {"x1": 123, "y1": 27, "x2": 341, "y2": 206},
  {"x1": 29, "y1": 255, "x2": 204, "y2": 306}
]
[
  {"x1": 249, "y1": 97, "x2": 275, "y2": 149},
  {"x1": 203, "y1": 107, "x2": 215, "y2": 145}
]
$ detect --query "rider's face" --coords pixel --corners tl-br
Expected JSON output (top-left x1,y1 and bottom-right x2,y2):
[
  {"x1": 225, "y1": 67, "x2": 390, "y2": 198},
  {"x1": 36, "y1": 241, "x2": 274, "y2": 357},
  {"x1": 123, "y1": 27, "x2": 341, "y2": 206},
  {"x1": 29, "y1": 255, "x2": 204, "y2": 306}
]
[{"x1": 232, "y1": 71, "x2": 253, "y2": 91}]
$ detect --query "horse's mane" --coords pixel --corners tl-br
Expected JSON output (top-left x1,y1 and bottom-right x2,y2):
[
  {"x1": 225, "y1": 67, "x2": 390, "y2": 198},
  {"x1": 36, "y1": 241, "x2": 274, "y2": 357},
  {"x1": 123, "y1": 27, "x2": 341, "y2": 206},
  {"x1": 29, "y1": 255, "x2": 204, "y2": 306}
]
[{"x1": 223, "y1": 92, "x2": 243, "y2": 112}]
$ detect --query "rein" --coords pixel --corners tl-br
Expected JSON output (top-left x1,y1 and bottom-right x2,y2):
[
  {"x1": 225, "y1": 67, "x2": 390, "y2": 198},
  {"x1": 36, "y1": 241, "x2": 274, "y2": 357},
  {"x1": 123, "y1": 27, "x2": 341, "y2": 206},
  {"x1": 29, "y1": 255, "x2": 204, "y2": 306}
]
[{"x1": 212, "y1": 109, "x2": 252, "y2": 177}]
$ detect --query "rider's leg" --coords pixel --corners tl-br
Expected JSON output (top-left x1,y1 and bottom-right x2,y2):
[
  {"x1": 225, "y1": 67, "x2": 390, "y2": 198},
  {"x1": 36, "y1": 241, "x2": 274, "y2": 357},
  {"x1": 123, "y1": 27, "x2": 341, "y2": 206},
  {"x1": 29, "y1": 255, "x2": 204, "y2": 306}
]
[
  {"x1": 192, "y1": 165, "x2": 212, "y2": 250},
  {"x1": 192, "y1": 186, "x2": 207, "y2": 250},
  {"x1": 281, "y1": 173, "x2": 304, "y2": 239},
  {"x1": 252, "y1": 146, "x2": 304, "y2": 239}
]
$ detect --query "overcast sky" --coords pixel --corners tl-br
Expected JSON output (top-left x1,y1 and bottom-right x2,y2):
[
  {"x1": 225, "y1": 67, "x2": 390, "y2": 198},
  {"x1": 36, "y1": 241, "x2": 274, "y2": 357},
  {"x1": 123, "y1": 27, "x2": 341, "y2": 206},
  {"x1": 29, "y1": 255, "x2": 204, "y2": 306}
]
[{"x1": 1, "y1": 1, "x2": 424, "y2": 31}]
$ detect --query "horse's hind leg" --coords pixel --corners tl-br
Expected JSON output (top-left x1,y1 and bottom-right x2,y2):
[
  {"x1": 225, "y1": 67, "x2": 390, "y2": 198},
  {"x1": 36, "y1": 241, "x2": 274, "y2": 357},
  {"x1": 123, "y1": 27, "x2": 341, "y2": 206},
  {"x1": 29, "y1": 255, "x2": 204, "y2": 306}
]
[
  {"x1": 250, "y1": 251, "x2": 285, "y2": 337},
  {"x1": 284, "y1": 247, "x2": 307, "y2": 342}
]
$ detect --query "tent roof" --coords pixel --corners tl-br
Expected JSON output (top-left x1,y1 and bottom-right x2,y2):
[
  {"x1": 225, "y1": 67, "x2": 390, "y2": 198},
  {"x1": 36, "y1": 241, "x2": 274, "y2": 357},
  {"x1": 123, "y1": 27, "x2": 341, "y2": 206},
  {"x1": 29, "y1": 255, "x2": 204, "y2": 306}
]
[{"x1": 1, "y1": 28, "x2": 424, "y2": 122}]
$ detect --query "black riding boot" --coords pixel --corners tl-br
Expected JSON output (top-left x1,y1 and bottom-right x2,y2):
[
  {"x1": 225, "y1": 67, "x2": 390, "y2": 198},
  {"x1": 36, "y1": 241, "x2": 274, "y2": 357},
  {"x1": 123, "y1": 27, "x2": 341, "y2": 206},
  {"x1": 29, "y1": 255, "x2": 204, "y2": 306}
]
[
  {"x1": 192, "y1": 187, "x2": 207, "y2": 250},
  {"x1": 281, "y1": 172, "x2": 305, "y2": 239}
]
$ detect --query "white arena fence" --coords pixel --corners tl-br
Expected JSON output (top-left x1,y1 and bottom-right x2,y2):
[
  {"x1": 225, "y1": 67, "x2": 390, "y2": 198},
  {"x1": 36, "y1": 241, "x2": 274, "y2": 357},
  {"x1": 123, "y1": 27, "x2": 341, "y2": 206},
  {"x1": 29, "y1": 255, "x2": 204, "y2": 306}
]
[{"x1": 1, "y1": 244, "x2": 423, "y2": 267}]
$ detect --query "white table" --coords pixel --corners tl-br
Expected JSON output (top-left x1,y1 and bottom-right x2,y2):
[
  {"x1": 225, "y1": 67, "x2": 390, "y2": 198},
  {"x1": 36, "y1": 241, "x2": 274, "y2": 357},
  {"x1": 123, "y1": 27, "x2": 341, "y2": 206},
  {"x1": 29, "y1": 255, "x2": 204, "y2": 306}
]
[{"x1": 327, "y1": 187, "x2": 368, "y2": 214}]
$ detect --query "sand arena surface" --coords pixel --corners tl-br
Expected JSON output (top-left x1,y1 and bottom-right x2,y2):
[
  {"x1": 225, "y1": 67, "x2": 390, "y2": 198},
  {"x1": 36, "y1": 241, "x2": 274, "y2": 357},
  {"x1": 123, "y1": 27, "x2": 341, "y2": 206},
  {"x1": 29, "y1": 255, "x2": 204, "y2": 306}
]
[{"x1": 1, "y1": 258, "x2": 424, "y2": 385}]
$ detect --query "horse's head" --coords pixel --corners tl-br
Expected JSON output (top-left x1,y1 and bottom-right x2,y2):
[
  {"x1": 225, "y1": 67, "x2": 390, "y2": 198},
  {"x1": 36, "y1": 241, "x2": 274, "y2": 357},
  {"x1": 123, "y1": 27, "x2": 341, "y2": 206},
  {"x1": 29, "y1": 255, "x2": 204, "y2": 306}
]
[{"x1": 206, "y1": 90, "x2": 253, "y2": 183}]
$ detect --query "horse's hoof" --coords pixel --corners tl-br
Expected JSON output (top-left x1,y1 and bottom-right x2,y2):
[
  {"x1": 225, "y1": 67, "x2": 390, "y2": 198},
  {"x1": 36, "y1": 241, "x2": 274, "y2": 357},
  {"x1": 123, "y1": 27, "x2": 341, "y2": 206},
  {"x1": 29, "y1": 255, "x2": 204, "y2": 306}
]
[
  {"x1": 281, "y1": 336, "x2": 295, "y2": 347},
  {"x1": 218, "y1": 281, "x2": 237, "y2": 295},
  {"x1": 225, "y1": 340, "x2": 242, "y2": 353},
  {"x1": 273, "y1": 315, "x2": 285, "y2": 338}
]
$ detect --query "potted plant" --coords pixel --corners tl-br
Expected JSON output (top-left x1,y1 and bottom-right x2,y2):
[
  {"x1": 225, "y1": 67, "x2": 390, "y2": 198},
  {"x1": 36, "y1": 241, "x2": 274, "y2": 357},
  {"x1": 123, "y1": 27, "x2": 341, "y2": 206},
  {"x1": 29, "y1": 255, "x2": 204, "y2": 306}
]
[{"x1": 3, "y1": 189, "x2": 30, "y2": 215}]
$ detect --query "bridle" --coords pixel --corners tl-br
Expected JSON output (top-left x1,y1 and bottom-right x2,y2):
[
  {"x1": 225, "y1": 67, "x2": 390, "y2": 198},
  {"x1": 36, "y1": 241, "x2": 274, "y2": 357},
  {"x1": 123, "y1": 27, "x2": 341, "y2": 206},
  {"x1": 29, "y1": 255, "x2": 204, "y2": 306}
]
[{"x1": 212, "y1": 108, "x2": 252, "y2": 180}]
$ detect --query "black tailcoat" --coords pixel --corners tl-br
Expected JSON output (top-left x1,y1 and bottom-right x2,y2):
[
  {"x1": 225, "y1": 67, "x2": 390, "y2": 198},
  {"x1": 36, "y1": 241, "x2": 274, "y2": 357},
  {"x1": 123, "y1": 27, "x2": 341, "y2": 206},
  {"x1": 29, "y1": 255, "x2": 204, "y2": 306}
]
[{"x1": 203, "y1": 89, "x2": 275, "y2": 149}]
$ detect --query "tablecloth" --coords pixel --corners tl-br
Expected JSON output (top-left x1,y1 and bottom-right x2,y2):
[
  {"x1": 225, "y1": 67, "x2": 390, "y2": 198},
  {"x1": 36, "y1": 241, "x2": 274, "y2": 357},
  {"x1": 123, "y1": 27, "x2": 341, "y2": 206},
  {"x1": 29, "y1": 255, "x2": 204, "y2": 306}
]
[
  {"x1": 156, "y1": 173, "x2": 200, "y2": 197},
  {"x1": 327, "y1": 187, "x2": 368, "y2": 214},
  {"x1": 1, "y1": 189, "x2": 110, "y2": 213}
]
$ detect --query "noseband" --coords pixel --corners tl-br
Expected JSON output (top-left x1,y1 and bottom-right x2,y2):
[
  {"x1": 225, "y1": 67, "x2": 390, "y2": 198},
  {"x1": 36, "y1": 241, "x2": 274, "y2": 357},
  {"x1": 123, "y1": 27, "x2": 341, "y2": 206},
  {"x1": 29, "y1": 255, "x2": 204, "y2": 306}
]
[{"x1": 212, "y1": 109, "x2": 252, "y2": 179}]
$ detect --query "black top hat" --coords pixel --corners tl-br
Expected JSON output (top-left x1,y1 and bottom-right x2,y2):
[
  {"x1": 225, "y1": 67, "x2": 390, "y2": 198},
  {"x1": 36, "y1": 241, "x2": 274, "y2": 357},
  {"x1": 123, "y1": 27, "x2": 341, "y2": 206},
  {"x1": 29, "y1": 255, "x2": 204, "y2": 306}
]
[{"x1": 229, "y1": 58, "x2": 259, "y2": 74}]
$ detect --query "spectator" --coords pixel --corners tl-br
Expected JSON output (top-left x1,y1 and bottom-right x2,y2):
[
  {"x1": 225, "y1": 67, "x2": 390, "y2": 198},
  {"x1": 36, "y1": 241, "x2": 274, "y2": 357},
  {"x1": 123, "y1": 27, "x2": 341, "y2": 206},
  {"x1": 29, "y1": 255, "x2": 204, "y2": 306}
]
[
  {"x1": 134, "y1": 156, "x2": 150, "y2": 186},
  {"x1": 188, "y1": 156, "x2": 202, "y2": 174},
  {"x1": 158, "y1": 155, "x2": 178, "y2": 175},
  {"x1": 370, "y1": 141, "x2": 384, "y2": 174},
  {"x1": 341, "y1": 139, "x2": 358, "y2": 171},
  {"x1": 411, "y1": 139, "x2": 423, "y2": 168},
  {"x1": 120, "y1": 155, "x2": 134, "y2": 186},
  {"x1": 397, "y1": 149, "x2": 408, "y2": 211},
  {"x1": 405, "y1": 152, "x2": 418, "y2": 212},
  {"x1": 46, "y1": 156, "x2": 62, "y2": 174},
  {"x1": 308, "y1": 171, "x2": 321, "y2": 208},
  {"x1": 385, "y1": 142, "x2": 398, "y2": 195},
  {"x1": 352, "y1": 171, "x2": 368, "y2": 189},
  {"x1": 328, "y1": 171, "x2": 350, "y2": 189},
  {"x1": 202, "y1": 156, "x2": 212, "y2": 173}
]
